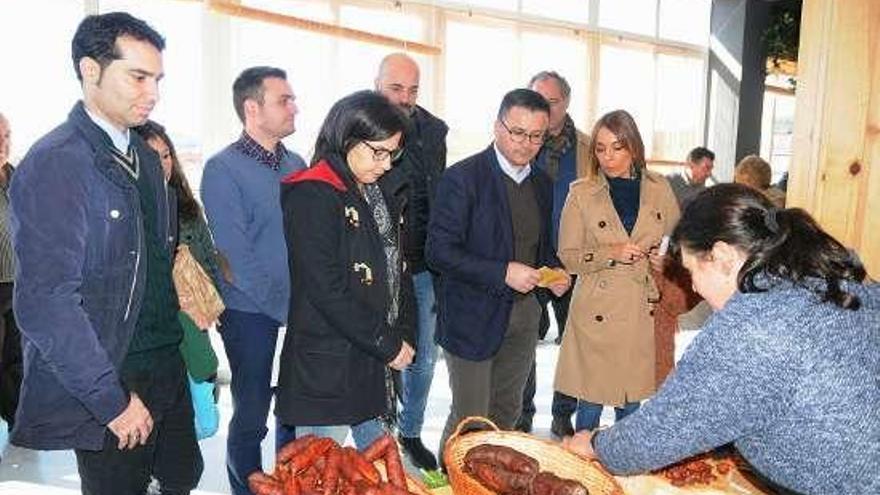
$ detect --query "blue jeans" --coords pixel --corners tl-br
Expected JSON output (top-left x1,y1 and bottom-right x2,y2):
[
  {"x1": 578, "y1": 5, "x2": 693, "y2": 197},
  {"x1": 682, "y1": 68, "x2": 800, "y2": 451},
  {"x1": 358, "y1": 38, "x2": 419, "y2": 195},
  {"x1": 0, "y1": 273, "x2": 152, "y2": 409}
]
[
  {"x1": 575, "y1": 400, "x2": 641, "y2": 432},
  {"x1": 398, "y1": 271, "x2": 438, "y2": 438},
  {"x1": 220, "y1": 309, "x2": 295, "y2": 495},
  {"x1": 295, "y1": 418, "x2": 387, "y2": 451}
]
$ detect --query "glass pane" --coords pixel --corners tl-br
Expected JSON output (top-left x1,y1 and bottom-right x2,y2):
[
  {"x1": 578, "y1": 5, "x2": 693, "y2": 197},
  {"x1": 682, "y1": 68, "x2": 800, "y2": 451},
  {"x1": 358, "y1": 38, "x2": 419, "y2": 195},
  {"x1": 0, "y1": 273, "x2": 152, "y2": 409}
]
[
  {"x1": 597, "y1": 44, "x2": 655, "y2": 156},
  {"x1": 242, "y1": 0, "x2": 335, "y2": 23},
  {"x1": 339, "y1": 4, "x2": 426, "y2": 43},
  {"x1": 522, "y1": 0, "x2": 589, "y2": 24},
  {"x1": 232, "y1": 18, "x2": 335, "y2": 161},
  {"x1": 519, "y1": 31, "x2": 590, "y2": 130},
  {"x1": 463, "y1": 0, "x2": 518, "y2": 12},
  {"x1": 599, "y1": 0, "x2": 657, "y2": 36},
  {"x1": 444, "y1": 19, "x2": 517, "y2": 164},
  {"x1": 659, "y1": 0, "x2": 711, "y2": 46},
  {"x1": 0, "y1": 0, "x2": 84, "y2": 162},
  {"x1": 100, "y1": 0, "x2": 205, "y2": 184},
  {"x1": 653, "y1": 53, "x2": 704, "y2": 160}
]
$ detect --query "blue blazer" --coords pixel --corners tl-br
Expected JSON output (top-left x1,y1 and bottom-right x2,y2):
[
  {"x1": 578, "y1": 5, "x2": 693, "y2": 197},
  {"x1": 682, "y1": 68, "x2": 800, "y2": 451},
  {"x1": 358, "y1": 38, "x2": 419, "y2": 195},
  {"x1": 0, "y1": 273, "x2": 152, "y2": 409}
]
[{"x1": 426, "y1": 145, "x2": 560, "y2": 361}]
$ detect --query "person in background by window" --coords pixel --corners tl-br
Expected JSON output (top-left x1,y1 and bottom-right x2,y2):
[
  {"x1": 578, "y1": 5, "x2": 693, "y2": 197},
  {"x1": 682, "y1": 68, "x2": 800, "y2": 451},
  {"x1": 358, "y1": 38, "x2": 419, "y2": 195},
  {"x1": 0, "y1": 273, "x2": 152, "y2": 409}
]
[
  {"x1": 0, "y1": 111, "x2": 21, "y2": 436},
  {"x1": 9, "y1": 13, "x2": 202, "y2": 494},
  {"x1": 666, "y1": 146, "x2": 715, "y2": 210},
  {"x1": 555, "y1": 109, "x2": 680, "y2": 433},
  {"x1": 516, "y1": 70, "x2": 589, "y2": 438},
  {"x1": 200, "y1": 66, "x2": 305, "y2": 495},
  {"x1": 374, "y1": 53, "x2": 448, "y2": 471},
  {"x1": 734, "y1": 154, "x2": 786, "y2": 208},
  {"x1": 277, "y1": 90, "x2": 415, "y2": 449},
  {"x1": 565, "y1": 183, "x2": 879, "y2": 495}
]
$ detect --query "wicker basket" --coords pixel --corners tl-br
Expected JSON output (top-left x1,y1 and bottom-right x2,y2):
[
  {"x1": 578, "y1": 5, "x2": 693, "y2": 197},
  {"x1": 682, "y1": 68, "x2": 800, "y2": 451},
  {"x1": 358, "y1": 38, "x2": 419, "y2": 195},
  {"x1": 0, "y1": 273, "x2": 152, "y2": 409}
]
[{"x1": 443, "y1": 417, "x2": 624, "y2": 495}]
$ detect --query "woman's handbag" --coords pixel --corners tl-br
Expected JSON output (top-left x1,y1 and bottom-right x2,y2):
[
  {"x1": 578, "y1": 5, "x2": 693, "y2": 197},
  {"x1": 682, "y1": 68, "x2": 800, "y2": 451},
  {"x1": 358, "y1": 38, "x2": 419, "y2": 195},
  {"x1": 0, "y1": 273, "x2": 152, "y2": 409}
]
[{"x1": 173, "y1": 244, "x2": 225, "y2": 329}]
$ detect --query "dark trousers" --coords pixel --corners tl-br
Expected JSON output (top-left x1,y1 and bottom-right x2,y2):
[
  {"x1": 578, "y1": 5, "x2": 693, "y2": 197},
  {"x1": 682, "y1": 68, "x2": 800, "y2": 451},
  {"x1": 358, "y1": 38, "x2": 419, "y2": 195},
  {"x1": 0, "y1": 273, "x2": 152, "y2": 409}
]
[
  {"x1": 521, "y1": 285, "x2": 577, "y2": 423},
  {"x1": 0, "y1": 281, "x2": 21, "y2": 430},
  {"x1": 75, "y1": 354, "x2": 202, "y2": 495},
  {"x1": 439, "y1": 296, "x2": 540, "y2": 462},
  {"x1": 220, "y1": 309, "x2": 296, "y2": 495}
]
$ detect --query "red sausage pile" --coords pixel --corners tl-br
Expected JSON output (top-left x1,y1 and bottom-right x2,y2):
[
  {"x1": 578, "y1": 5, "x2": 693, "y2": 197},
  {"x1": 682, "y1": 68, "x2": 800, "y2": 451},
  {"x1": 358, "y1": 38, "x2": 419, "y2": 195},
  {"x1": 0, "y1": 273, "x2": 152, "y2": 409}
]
[
  {"x1": 248, "y1": 434, "x2": 416, "y2": 495},
  {"x1": 463, "y1": 445, "x2": 589, "y2": 495},
  {"x1": 654, "y1": 453, "x2": 733, "y2": 487}
]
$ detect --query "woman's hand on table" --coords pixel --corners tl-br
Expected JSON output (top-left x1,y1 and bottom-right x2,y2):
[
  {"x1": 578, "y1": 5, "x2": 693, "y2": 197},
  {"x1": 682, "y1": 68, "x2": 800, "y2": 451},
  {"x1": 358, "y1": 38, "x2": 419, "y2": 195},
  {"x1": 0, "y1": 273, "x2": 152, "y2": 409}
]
[{"x1": 563, "y1": 430, "x2": 597, "y2": 460}]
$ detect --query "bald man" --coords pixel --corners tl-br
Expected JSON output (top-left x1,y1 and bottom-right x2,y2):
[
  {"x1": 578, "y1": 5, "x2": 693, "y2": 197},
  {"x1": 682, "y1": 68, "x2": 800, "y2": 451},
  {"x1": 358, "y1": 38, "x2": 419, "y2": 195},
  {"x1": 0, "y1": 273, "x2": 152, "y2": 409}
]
[
  {"x1": 0, "y1": 111, "x2": 20, "y2": 434},
  {"x1": 375, "y1": 53, "x2": 448, "y2": 471}
]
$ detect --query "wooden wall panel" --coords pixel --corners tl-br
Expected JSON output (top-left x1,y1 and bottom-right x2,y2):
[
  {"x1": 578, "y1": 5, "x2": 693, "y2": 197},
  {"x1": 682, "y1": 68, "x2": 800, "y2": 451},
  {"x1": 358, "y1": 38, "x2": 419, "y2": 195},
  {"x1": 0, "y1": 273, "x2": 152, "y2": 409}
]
[{"x1": 788, "y1": 0, "x2": 880, "y2": 278}]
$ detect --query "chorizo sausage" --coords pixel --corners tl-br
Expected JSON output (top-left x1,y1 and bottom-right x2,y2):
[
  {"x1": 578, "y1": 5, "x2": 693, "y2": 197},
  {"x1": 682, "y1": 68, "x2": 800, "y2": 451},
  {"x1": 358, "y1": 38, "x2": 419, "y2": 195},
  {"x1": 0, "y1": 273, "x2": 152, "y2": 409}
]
[
  {"x1": 277, "y1": 435, "x2": 319, "y2": 465},
  {"x1": 463, "y1": 445, "x2": 539, "y2": 476},
  {"x1": 362, "y1": 434, "x2": 395, "y2": 463},
  {"x1": 383, "y1": 444, "x2": 407, "y2": 488},
  {"x1": 249, "y1": 472, "x2": 286, "y2": 495},
  {"x1": 464, "y1": 460, "x2": 533, "y2": 494}
]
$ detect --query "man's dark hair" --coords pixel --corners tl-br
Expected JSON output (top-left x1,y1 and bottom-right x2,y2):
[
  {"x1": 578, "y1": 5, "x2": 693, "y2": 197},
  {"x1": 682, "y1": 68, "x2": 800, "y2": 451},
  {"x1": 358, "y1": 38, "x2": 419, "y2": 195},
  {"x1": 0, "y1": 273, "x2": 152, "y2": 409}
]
[
  {"x1": 528, "y1": 71, "x2": 571, "y2": 100},
  {"x1": 71, "y1": 12, "x2": 165, "y2": 82},
  {"x1": 497, "y1": 89, "x2": 550, "y2": 121},
  {"x1": 232, "y1": 66, "x2": 288, "y2": 124},
  {"x1": 687, "y1": 146, "x2": 715, "y2": 163}
]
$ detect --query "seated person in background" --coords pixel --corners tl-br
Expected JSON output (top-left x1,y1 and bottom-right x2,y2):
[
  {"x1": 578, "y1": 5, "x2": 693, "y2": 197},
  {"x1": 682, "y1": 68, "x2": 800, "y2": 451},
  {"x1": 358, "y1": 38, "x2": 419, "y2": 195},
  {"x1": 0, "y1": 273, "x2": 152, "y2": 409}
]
[
  {"x1": 734, "y1": 155, "x2": 786, "y2": 208},
  {"x1": 666, "y1": 146, "x2": 715, "y2": 210},
  {"x1": 564, "y1": 183, "x2": 880, "y2": 495}
]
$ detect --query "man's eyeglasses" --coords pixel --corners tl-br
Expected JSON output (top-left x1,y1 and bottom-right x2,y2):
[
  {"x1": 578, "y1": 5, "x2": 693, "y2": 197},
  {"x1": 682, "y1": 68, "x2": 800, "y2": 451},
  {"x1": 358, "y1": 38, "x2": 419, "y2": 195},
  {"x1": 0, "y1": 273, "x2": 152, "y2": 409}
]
[
  {"x1": 361, "y1": 141, "x2": 404, "y2": 162},
  {"x1": 499, "y1": 120, "x2": 546, "y2": 145}
]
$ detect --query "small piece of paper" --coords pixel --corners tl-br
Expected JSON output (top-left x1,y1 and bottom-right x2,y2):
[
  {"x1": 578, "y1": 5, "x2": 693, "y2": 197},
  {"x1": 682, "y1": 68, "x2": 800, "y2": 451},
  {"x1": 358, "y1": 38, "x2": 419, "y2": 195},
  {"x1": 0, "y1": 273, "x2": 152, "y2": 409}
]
[
  {"x1": 537, "y1": 266, "x2": 567, "y2": 287},
  {"x1": 658, "y1": 235, "x2": 671, "y2": 256}
]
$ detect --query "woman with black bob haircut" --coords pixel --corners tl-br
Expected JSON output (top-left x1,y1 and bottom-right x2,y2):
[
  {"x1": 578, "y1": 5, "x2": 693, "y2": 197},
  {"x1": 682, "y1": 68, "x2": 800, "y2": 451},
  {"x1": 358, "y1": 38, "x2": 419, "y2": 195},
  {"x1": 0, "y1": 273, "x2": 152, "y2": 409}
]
[
  {"x1": 276, "y1": 90, "x2": 416, "y2": 448},
  {"x1": 565, "y1": 183, "x2": 879, "y2": 494}
]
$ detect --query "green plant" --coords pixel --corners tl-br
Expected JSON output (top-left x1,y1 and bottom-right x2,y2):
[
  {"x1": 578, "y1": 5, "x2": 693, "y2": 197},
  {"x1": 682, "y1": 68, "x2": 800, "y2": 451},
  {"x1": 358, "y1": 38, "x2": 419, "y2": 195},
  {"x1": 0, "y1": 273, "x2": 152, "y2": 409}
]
[{"x1": 764, "y1": 2, "x2": 801, "y2": 69}]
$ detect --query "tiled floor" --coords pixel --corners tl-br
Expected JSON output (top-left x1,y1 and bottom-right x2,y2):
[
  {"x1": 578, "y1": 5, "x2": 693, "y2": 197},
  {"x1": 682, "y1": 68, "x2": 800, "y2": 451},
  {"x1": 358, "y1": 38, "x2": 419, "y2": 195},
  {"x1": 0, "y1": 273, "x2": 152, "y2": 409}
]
[{"x1": 1, "y1": 321, "x2": 697, "y2": 494}]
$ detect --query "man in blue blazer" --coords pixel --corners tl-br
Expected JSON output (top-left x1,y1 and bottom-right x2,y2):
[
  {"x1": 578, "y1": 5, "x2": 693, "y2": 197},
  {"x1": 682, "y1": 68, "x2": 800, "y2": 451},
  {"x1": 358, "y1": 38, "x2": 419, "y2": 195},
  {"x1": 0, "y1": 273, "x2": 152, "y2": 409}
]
[{"x1": 426, "y1": 89, "x2": 571, "y2": 460}]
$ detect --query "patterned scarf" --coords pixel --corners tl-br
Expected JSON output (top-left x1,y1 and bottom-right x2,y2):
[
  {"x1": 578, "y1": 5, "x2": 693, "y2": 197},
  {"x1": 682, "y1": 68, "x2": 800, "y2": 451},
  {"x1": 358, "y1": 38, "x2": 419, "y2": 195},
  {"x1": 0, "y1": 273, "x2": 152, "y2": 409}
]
[
  {"x1": 362, "y1": 183, "x2": 400, "y2": 327},
  {"x1": 541, "y1": 114, "x2": 577, "y2": 181}
]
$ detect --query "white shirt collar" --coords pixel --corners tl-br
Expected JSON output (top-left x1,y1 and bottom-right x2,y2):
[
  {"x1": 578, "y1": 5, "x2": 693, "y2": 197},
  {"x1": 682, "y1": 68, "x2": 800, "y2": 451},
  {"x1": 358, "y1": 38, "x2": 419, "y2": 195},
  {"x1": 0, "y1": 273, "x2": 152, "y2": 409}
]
[
  {"x1": 84, "y1": 106, "x2": 130, "y2": 153},
  {"x1": 493, "y1": 143, "x2": 531, "y2": 184}
]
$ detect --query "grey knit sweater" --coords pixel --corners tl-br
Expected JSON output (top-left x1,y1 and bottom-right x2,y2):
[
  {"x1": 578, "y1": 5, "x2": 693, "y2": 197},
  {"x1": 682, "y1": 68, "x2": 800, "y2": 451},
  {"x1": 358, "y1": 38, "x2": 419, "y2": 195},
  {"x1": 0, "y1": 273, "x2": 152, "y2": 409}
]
[{"x1": 594, "y1": 279, "x2": 880, "y2": 494}]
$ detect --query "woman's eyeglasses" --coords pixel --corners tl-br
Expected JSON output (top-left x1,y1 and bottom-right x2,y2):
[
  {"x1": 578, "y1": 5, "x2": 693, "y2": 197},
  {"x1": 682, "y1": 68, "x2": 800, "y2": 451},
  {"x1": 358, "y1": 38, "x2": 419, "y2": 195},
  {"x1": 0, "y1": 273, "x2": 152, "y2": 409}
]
[{"x1": 361, "y1": 141, "x2": 404, "y2": 162}]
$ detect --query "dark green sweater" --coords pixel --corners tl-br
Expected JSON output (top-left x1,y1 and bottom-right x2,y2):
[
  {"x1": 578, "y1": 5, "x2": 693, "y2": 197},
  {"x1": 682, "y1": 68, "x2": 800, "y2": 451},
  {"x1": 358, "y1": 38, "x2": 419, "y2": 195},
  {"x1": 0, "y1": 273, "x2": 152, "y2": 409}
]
[{"x1": 122, "y1": 154, "x2": 183, "y2": 370}]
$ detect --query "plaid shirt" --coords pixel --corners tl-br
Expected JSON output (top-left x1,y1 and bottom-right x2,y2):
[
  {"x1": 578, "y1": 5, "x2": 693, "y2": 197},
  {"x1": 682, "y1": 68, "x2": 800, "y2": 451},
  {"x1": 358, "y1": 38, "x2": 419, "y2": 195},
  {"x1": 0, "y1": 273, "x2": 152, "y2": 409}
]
[{"x1": 234, "y1": 132, "x2": 289, "y2": 171}]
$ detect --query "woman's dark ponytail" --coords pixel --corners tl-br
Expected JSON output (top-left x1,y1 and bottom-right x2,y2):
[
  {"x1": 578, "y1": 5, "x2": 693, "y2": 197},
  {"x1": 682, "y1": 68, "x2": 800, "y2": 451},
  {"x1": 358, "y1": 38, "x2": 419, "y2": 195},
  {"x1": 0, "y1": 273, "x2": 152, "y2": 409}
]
[{"x1": 673, "y1": 184, "x2": 866, "y2": 310}]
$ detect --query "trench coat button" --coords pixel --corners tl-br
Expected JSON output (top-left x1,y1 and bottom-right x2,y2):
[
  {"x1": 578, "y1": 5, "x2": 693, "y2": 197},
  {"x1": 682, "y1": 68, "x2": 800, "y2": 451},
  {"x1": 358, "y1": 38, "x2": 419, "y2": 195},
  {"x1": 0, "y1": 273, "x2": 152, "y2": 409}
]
[
  {"x1": 656, "y1": 211, "x2": 662, "y2": 220},
  {"x1": 598, "y1": 280, "x2": 608, "y2": 289},
  {"x1": 583, "y1": 253, "x2": 594, "y2": 262},
  {"x1": 598, "y1": 220, "x2": 607, "y2": 228},
  {"x1": 595, "y1": 315, "x2": 604, "y2": 322},
  {"x1": 110, "y1": 209, "x2": 120, "y2": 219},
  {"x1": 649, "y1": 309, "x2": 655, "y2": 317}
]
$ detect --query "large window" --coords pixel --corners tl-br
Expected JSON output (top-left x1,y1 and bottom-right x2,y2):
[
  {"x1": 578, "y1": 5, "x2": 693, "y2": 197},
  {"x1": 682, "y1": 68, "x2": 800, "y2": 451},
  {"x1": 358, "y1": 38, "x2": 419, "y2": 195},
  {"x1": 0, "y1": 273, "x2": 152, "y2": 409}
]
[
  {"x1": 0, "y1": 0, "x2": 84, "y2": 162},
  {"x1": 2, "y1": 0, "x2": 711, "y2": 172}
]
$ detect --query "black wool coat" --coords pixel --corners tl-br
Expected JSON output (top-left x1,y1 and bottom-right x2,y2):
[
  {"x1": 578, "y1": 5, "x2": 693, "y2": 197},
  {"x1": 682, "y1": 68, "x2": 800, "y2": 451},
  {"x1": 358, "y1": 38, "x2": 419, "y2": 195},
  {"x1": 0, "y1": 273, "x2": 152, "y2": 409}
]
[{"x1": 276, "y1": 155, "x2": 415, "y2": 426}]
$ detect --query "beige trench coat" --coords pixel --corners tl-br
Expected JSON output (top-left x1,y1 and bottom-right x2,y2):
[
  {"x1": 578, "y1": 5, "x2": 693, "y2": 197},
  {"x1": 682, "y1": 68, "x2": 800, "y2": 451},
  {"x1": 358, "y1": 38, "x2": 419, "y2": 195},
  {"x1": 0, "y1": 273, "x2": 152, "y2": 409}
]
[{"x1": 554, "y1": 169, "x2": 680, "y2": 405}]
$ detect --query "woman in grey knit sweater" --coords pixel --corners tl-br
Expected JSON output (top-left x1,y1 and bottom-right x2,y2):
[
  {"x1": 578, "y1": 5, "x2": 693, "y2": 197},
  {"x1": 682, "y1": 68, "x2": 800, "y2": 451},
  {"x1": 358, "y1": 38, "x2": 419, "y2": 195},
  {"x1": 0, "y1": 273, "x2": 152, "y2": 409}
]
[{"x1": 565, "y1": 183, "x2": 879, "y2": 494}]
